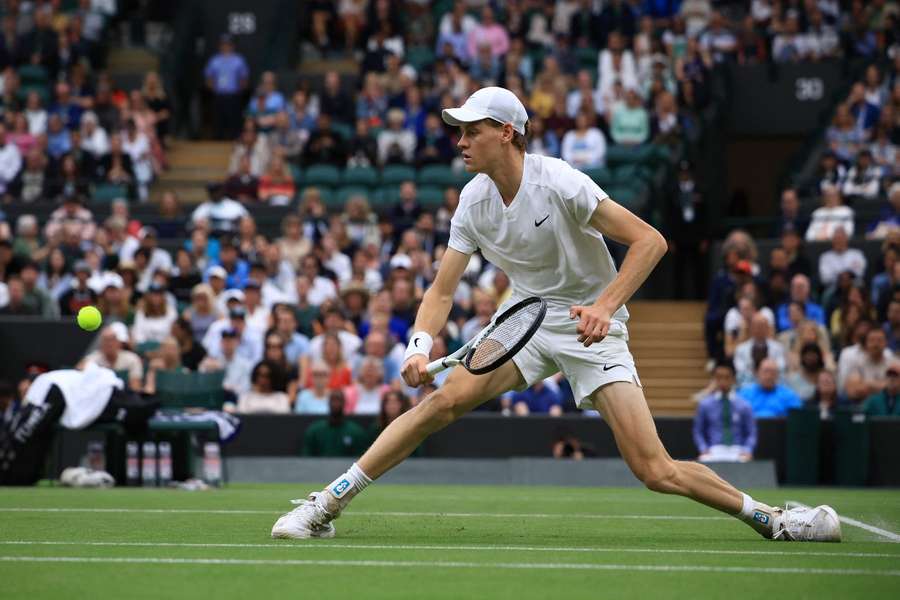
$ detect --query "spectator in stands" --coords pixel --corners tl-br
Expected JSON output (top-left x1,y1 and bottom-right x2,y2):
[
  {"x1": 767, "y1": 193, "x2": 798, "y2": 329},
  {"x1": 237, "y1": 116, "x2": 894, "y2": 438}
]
[
  {"x1": 368, "y1": 390, "x2": 412, "y2": 444},
  {"x1": 192, "y1": 183, "x2": 250, "y2": 236},
  {"x1": 869, "y1": 126, "x2": 896, "y2": 180},
  {"x1": 734, "y1": 312, "x2": 786, "y2": 387},
  {"x1": 304, "y1": 331, "x2": 353, "y2": 392},
  {"x1": 739, "y1": 357, "x2": 802, "y2": 417},
  {"x1": 776, "y1": 274, "x2": 825, "y2": 331},
  {"x1": 183, "y1": 283, "x2": 219, "y2": 342},
  {"x1": 775, "y1": 188, "x2": 808, "y2": 238},
  {"x1": 302, "y1": 389, "x2": 368, "y2": 457},
  {"x1": 778, "y1": 225, "x2": 812, "y2": 278},
  {"x1": 171, "y1": 317, "x2": 206, "y2": 372},
  {"x1": 302, "y1": 113, "x2": 347, "y2": 167},
  {"x1": 204, "y1": 34, "x2": 249, "y2": 140},
  {"x1": 693, "y1": 360, "x2": 756, "y2": 461},
  {"x1": 295, "y1": 359, "x2": 332, "y2": 415},
  {"x1": 343, "y1": 356, "x2": 389, "y2": 416},
  {"x1": 79, "y1": 111, "x2": 109, "y2": 161},
  {"x1": 229, "y1": 124, "x2": 271, "y2": 177},
  {"x1": 814, "y1": 150, "x2": 847, "y2": 194},
  {"x1": 0, "y1": 123, "x2": 22, "y2": 196},
  {"x1": 17, "y1": 260, "x2": 56, "y2": 318},
  {"x1": 699, "y1": 10, "x2": 737, "y2": 63},
  {"x1": 511, "y1": 378, "x2": 564, "y2": 416},
  {"x1": 723, "y1": 291, "x2": 775, "y2": 359},
  {"x1": 122, "y1": 119, "x2": 153, "y2": 201},
  {"x1": 830, "y1": 284, "x2": 876, "y2": 345},
  {"x1": 609, "y1": 88, "x2": 649, "y2": 146},
  {"x1": 866, "y1": 181, "x2": 900, "y2": 239},
  {"x1": 224, "y1": 155, "x2": 259, "y2": 203},
  {"x1": 415, "y1": 113, "x2": 453, "y2": 167},
  {"x1": 847, "y1": 81, "x2": 880, "y2": 139},
  {"x1": 377, "y1": 108, "x2": 416, "y2": 166},
  {"x1": 806, "y1": 370, "x2": 844, "y2": 420},
  {"x1": 148, "y1": 336, "x2": 185, "y2": 373},
  {"x1": 246, "y1": 71, "x2": 285, "y2": 134},
  {"x1": 780, "y1": 316, "x2": 835, "y2": 372},
  {"x1": 345, "y1": 117, "x2": 378, "y2": 168},
  {"x1": 200, "y1": 327, "x2": 252, "y2": 401},
  {"x1": 818, "y1": 227, "x2": 867, "y2": 288},
  {"x1": 842, "y1": 149, "x2": 881, "y2": 201},
  {"x1": 319, "y1": 71, "x2": 354, "y2": 126},
  {"x1": 37, "y1": 249, "x2": 70, "y2": 302},
  {"x1": 131, "y1": 282, "x2": 177, "y2": 345},
  {"x1": 843, "y1": 327, "x2": 894, "y2": 404},
  {"x1": 58, "y1": 259, "x2": 96, "y2": 316},
  {"x1": 826, "y1": 104, "x2": 865, "y2": 163},
  {"x1": 0, "y1": 277, "x2": 37, "y2": 316},
  {"x1": 257, "y1": 154, "x2": 295, "y2": 206},
  {"x1": 83, "y1": 324, "x2": 143, "y2": 390},
  {"x1": 805, "y1": 185, "x2": 854, "y2": 241},
  {"x1": 863, "y1": 357, "x2": 900, "y2": 415},
  {"x1": 203, "y1": 305, "x2": 263, "y2": 365},
  {"x1": 228, "y1": 359, "x2": 290, "y2": 414},
  {"x1": 141, "y1": 71, "x2": 171, "y2": 144},
  {"x1": 772, "y1": 13, "x2": 812, "y2": 62},
  {"x1": 596, "y1": 30, "x2": 637, "y2": 100},
  {"x1": 884, "y1": 299, "x2": 900, "y2": 352},
  {"x1": 785, "y1": 342, "x2": 827, "y2": 403},
  {"x1": 561, "y1": 110, "x2": 607, "y2": 169}
]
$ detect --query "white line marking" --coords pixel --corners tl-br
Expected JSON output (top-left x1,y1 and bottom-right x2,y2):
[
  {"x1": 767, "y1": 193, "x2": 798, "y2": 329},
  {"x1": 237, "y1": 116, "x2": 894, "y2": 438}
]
[
  {"x1": 0, "y1": 508, "x2": 727, "y2": 520},
  {"x1": 1, "y1": 540, "x2": 897, "y2": 559},
  {"x1": 1, "y1": 556, "x2": 898, "y2": 576},
  {"x1": 787, "y1": 501, "x2": 900, "y2": 543}
]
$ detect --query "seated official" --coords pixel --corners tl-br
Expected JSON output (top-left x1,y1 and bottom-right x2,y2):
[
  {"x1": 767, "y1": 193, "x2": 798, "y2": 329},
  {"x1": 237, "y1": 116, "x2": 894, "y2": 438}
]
[{"x1": 693, "y1": 361, "x2": 757, "y2": 462}]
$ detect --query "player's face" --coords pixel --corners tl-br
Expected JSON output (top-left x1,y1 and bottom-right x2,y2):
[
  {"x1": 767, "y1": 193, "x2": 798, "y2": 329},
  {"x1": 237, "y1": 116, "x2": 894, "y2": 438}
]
[{"x1": 457, "y1": 121, "x2": 501, "y2": 172}]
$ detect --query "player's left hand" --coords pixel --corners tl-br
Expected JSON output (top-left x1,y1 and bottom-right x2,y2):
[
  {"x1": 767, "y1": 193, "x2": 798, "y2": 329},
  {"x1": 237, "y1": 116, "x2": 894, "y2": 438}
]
[{"x1": 570, "y1": 304, "x2": 612, "y2": 347}]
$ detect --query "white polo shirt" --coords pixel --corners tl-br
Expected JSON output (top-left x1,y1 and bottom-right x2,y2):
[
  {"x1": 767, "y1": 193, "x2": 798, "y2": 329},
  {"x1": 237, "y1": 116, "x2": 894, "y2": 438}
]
[{"x1": 448, "y1": 153, "x2": 629, "y2": 334}]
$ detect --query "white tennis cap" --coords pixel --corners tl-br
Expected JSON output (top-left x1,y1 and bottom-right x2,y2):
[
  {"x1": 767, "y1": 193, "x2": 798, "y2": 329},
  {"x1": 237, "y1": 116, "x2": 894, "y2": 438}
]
[{"x1": 442, "y1": 87, "x2": 528, "y2": 135}]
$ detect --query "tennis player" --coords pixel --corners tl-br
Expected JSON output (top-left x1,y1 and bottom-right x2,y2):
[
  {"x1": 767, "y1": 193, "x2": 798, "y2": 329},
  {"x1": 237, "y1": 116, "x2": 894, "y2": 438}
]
[{"x1": 272, "y1": 87, "x2": 840, "y2": 542}]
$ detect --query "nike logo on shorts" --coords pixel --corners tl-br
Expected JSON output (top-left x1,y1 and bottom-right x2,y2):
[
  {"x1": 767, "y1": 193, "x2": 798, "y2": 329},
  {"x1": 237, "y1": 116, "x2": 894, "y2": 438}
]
[
  {"x1": 414, "y1": 338, "x2": 420, "y2": 347},
  {"x1": 603, "y1": 364, "x2": 626, "y2": 372},
  {"x1": 534, "y1": 214, "x2": 550, "y2": 227}
]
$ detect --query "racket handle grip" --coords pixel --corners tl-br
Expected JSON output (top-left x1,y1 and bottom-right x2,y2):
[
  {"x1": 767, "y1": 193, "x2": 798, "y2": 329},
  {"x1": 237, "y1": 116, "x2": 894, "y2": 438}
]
[{"x1": 425, "y1": 356, "x2": 456, "y2": 377}]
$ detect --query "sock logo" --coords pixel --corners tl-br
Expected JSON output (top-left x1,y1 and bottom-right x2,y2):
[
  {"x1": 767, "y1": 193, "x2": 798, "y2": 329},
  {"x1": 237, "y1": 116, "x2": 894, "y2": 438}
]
[
  {"x1": 332, "y1": 478, "x2": 351, "y2": 497},
  {"x1": 753, "y1": 511, "x2": 770, "y2": 525}
]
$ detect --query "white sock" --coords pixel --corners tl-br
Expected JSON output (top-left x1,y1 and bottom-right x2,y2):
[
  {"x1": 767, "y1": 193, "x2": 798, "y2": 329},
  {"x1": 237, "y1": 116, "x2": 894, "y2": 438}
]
[
  {"x1": 736, "y1": 492, "x2": 777, "y2": 536},
  {"x1": 738, "y1": 493, "x2": 755, "y2": 520},
  {"x1": 325, "y1": 463, "x2": 372, "y2": 508}
]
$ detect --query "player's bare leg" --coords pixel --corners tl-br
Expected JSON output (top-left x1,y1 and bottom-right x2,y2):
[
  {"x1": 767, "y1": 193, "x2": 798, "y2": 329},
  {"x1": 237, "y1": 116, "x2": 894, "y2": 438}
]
[
  {"x1": 592, "y1": 381, "x2": 841, "y2": 542},
  {"x1": 272, "y1": 360, "x2": 525, "y2": 538}
]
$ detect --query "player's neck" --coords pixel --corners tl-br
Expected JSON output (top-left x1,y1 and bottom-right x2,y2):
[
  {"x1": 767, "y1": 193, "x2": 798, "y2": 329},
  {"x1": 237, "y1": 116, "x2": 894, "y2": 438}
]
[{"x1": 487, "y1": 153, "x2": 525, "y2": 206}]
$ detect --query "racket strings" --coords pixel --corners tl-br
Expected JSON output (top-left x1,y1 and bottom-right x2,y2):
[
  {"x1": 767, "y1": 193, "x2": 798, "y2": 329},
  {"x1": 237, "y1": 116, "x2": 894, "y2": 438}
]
[{"x1": 468, "y1": 302, "x2": 543, "y2": 370}]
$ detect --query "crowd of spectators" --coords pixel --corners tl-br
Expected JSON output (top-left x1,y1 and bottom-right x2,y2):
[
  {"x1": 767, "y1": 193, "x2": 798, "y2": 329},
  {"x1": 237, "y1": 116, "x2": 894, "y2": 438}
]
[{"x1": 1, "y1": 2, "x2": 899, "y2": 464}]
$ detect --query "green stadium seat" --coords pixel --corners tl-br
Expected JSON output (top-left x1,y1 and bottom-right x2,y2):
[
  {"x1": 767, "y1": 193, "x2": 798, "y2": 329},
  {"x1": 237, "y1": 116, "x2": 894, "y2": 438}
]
[
  {"x1": 330, "y1": 122, "x2": 353, "y2": 141},
  {"x1": 341, "y1": 166, "x2": 379, "y2": 187},
  {"x1": 582, "y1": 166, "x2": 614, "y2": 187},
  {"x1": 380, "y1": 164, "x2": 417, "y2": 185},
  {"x1": 18, "y1": 64, "x2": 49, "y2": 85},
  {"x1": 575, "y1": 47, "x2": 599, "y2": 74},
  {"x1": 92, "y1": 183, "x2": 130, "y2": 203},
  {"x1": 289, "y1": 163, "x2": 303, "y2": 183},
  {"x1": 303, "y1": 164, "x2": 341, "y2": 187},
  {"x1": 417, "y1": 186, "x2": 444, "y2": 211},
  {"x1": 335, "y1": 185, "x2": 371, "y2": 207},
  {"x1": 454, "y1": 169, "x2": 475, "y2": 189},
  {"x1": 154, "y1": 370, "x2": 225, "y2": 410},
  {"x1": 135, "y1": 341, "x2": 161, "y2": 356},
  {"x1": 605, "y1": 145, "x2": 656, "y2": 168},
  {"x1": 405, "y1": 46, "x2": 435, "y2": 71},
  {"x1": 417, "y1": 164, "x2": 457, "y2": 188}
]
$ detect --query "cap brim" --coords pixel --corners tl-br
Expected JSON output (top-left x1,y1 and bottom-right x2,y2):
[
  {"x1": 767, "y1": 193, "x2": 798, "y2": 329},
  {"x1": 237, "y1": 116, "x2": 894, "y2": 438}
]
[{"x1": 442, "y1": 106, "x2": 491, "y2": 127}]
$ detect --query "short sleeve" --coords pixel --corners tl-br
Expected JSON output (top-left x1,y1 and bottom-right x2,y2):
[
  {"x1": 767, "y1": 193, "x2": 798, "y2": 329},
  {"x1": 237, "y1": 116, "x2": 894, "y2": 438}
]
[
  {"x1": 448, "y1": 206, "x2": 478, "y2": 255},
  {"x1": 563, "y1": 168, "x2": 609, "y2": 226}
]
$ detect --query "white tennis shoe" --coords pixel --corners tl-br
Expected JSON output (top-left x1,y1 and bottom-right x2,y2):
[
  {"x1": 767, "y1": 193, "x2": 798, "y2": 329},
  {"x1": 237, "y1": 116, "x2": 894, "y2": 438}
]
[
  {"x1": 771, "y1": 505, "x2": 842, "y2": 542},
  {"x1": 271, "y1": 492, "x2": 339, "y2": 539}
]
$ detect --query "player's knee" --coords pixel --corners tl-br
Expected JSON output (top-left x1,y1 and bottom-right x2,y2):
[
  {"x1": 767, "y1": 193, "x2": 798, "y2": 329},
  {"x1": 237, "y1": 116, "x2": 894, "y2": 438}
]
[
  {"x1": 636, "y1": 458, "x2": 679, "y2": 494},
  {"x1": 416, "y1": 389, "x2": 459, "y2": 429}
]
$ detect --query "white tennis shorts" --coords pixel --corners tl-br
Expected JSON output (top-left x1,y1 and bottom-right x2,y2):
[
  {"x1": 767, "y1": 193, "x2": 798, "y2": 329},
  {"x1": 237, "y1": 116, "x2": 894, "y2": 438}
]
[{"x1": 510, "y1": 320, "x2": 642, "y2": 410}]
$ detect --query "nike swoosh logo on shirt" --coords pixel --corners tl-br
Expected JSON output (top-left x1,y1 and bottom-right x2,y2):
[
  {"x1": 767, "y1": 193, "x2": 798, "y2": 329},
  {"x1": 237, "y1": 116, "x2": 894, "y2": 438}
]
[
  {"x1": 603, "y1": 364, "x2": 626, "y2": 372},
  {"x1": 534, "y1": 214, "x2": 550, "y2": 227}
]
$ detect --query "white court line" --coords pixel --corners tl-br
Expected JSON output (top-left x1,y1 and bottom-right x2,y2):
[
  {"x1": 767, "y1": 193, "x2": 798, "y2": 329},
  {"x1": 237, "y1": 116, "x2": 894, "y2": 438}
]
[
  {"x1": 1, "y1": 540, "x2": 897, "y2": 559},
  {"x1": 788, "y1": 501, "x2": 900, "y2": 543},
  {"x1": 1, "y1": 555, "x2": 898, "y2": 576},
  {"x1": 0, "y1": 507, "x2": 727, "y2": 520}
]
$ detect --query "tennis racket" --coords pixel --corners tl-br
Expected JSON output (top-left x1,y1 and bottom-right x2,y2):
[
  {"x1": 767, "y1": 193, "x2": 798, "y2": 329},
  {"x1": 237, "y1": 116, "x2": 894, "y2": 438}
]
[{"x1": 425, "y1": 296, "x2": 547, "y2": 376}]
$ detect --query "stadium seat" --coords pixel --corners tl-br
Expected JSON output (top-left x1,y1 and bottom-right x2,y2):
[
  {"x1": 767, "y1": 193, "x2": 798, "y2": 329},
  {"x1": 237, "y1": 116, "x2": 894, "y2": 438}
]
[
  {"x1": 335, "y1": 185, "x2": 371, "y2": 207},
  {"x1": 18, "y1": 64, "x2": 49, "y2": 86},
  {"x1": 605, "y1": 145, "x2": 656, "y2": 168},
  {"x1": 303, "y1": 164, "x2": 341, "y2": 187},
  {"x1": 454, "y1": 169, "x2": 475, "y2": 189},
  {"x1": 405, "y1": 46, "x2": 435, "y2": 71},
  {"x1": 135, "y1": 341, "x2": 161, "y2": 356},
  {"x1": 154, "y1": 370, "x2": 225, "y2": 410},
  {"x1": 341, "y1": 166, "x2": 379, "y2": 187},
  {"x1": 288, "y1": 163, "x2": 303, "y2": 183},
  {"x1": 330, "y1": 122, "x2": 353, "y2": 141},
  {"x1": 582, "y1": 166, "x2": 614, "y2": 187},
  {"x1": 380, "y1": 164, "x2": 417, "y2": 185},
  {"x1": 92, "y1": 183, "x2": 130, "y2": 203},
  {"x1": 417, "y1": 164, "x2": 457, "y2": 188},
  {"x1": 417, "y1": 186, "x2": 444, "y2": 211}
]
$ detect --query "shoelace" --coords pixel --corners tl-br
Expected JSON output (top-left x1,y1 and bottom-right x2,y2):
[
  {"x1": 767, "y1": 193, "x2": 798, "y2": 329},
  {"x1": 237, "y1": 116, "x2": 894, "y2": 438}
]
[
  {"x1": 773, "y1": 508, "x2": 816, "y2": 541},
  {"x1": 285, "y1": 495, "x2": 333, "y2": 528}
]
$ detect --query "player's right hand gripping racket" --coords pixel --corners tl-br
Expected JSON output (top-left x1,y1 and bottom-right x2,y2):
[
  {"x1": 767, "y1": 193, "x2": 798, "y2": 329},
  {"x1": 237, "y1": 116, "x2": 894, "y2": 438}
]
[{"x1": 426, "y1": 296, "x2": 547, "y2": 376}]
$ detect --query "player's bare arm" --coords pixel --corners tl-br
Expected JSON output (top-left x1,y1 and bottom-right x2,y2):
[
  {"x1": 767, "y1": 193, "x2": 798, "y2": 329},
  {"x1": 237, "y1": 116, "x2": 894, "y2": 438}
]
[
  {"x1": 401, "y1": 247, "x2": 470, "y2": 387},
  {"x1": 570, "y1": 197, "x2": 667, "y2": 346}
]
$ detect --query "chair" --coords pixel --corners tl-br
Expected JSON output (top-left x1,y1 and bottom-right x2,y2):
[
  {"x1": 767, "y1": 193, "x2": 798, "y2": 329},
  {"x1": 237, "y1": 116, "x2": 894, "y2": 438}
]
[
  {"x1": 154, "y1": 370, "x2": 226, "y2": 410},
  {"x1": 380, "y1": 164, "x2": 417, "y2": 186},
  {"x1": 417, "y1": 164, "x2": 457, "y2": 188},
  {"x1": 135, "y1": 341, "x2": 161, "y2": 356},
  {"x1": 302, "y1": 164, "x2": 341, "y2": 187},
  {"x1": 335, "y1": 185, "x2": 371, "y2": 208},
  {"x1": 341, "y1": 166, "x2": 379, "y2": 187},
  {"x1": 581, "y1": 166, "x2": 614, "y2": 187},
  {"x1": 92, "y1": 183, "x2": 130, "y2": 203},
  {"x1": 417, "y1": 186, "x2": 445, "y2": 212},
  {"x1": 405, "y1": 46, "x2": 435, "y2": 71}
]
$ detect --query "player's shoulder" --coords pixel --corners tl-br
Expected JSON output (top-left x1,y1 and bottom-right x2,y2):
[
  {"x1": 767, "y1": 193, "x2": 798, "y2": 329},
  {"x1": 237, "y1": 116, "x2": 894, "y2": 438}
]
[
  {"x1": 458, "y1": 173, "x2": 494, "y2": 209},
  {"x1": 527, "y1": 154, "x2": 593, "y2": 199}
]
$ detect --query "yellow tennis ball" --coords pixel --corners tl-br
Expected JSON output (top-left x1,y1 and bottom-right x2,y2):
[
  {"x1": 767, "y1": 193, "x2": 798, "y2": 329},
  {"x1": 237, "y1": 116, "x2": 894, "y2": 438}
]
[{"x1": 77, "y1": 306, "x2": 103, "y2": 331}]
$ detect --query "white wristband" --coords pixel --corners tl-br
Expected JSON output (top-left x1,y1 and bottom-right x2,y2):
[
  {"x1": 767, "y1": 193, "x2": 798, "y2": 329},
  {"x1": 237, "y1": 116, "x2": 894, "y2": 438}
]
[{"x1": 403, "y1": 331, "x2": 433, "y2": 361}]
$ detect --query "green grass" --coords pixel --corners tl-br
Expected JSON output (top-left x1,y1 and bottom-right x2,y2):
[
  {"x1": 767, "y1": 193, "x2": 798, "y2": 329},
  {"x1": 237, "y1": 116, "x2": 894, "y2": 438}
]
[{"x1": 1, "y1": 484, "x2": 899, "y2": 599}]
